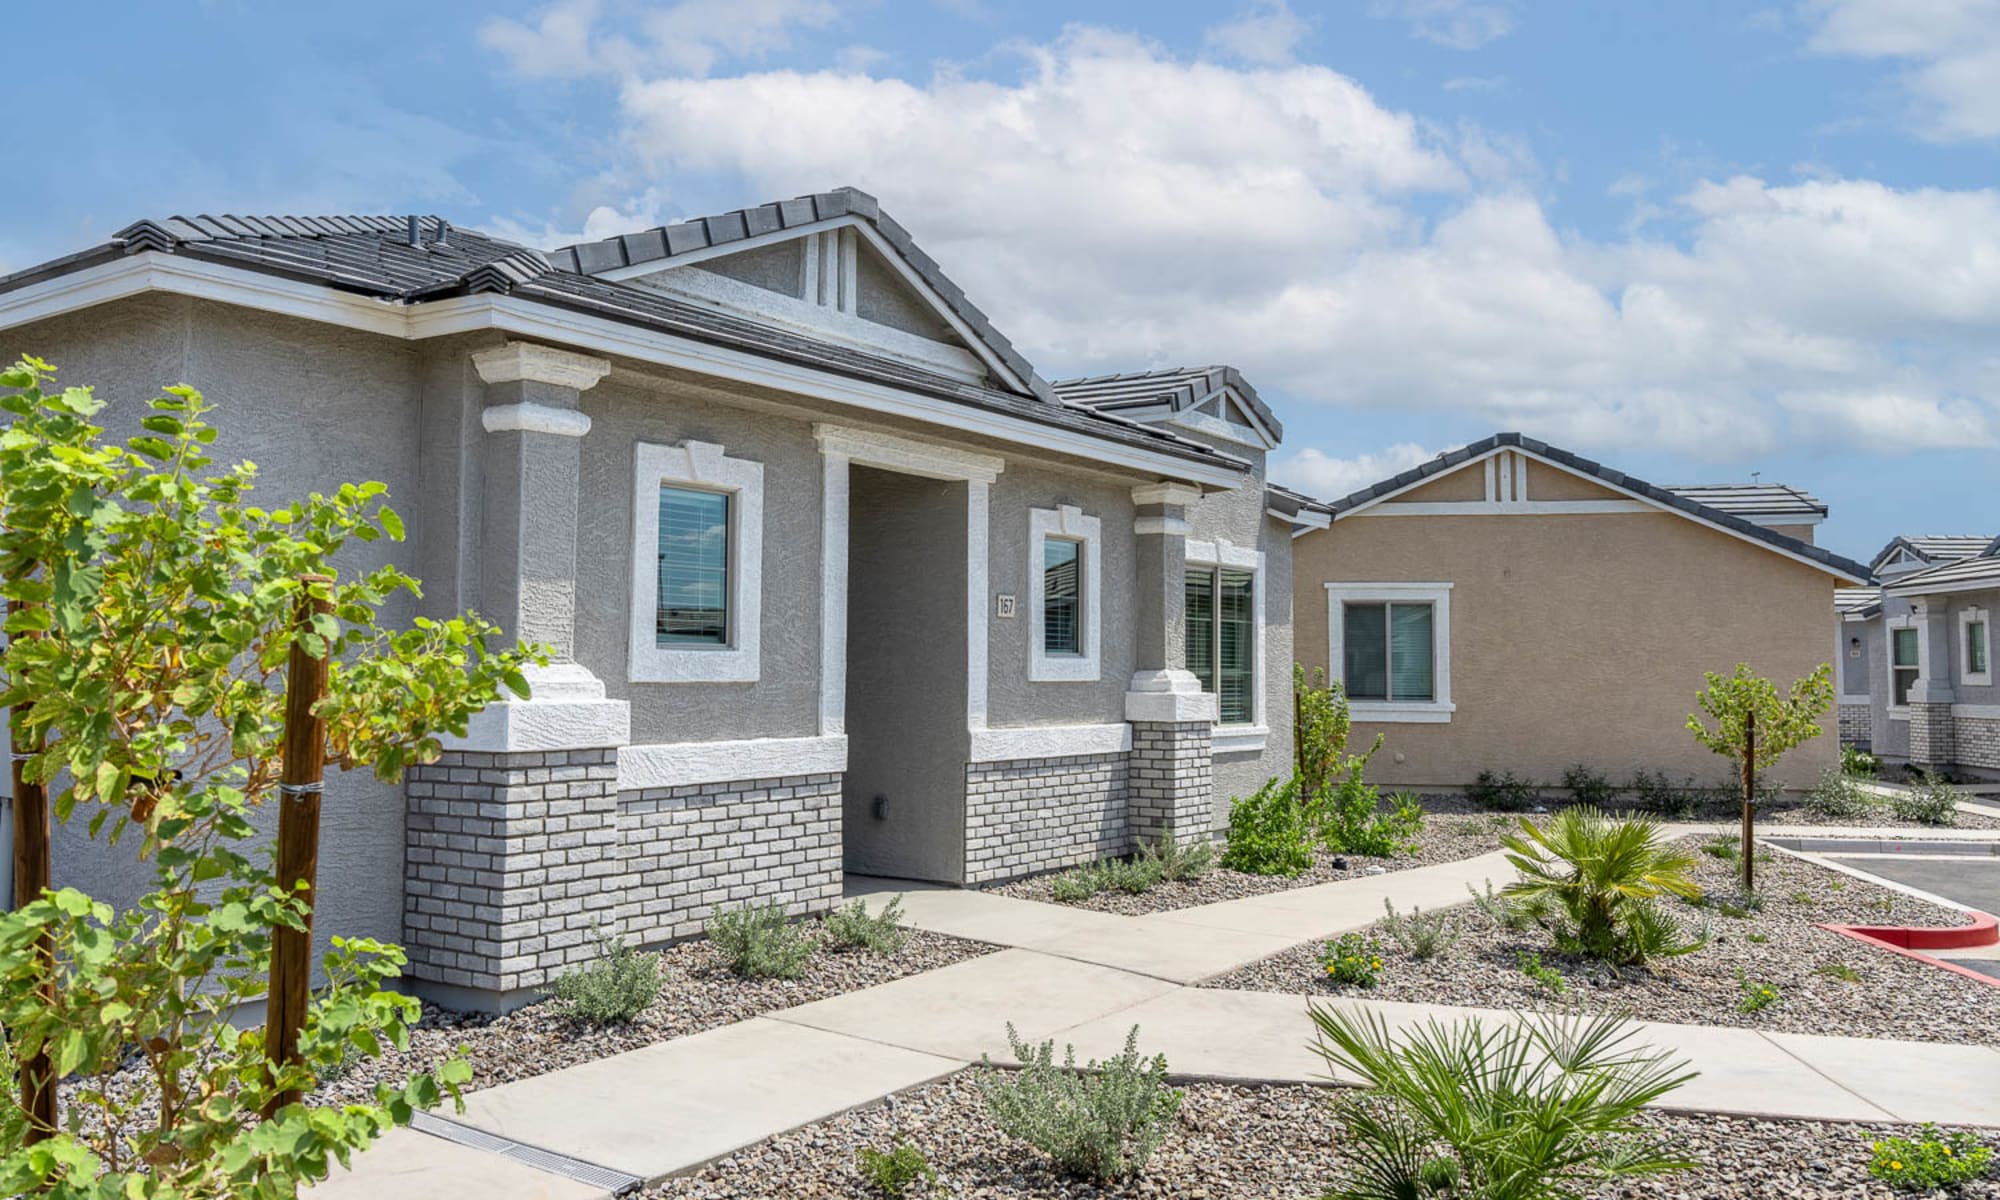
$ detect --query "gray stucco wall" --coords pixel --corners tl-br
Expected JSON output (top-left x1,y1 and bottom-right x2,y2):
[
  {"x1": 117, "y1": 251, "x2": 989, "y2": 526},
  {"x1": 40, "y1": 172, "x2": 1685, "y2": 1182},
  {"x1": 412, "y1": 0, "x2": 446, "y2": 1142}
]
[
  {"x1": 984, "y1": 464, "x2": 1138, "y2": 728},
  {"x1": 842, "y1": 467, "x2": 969, "y2": 881},
  {"x1": 5, "y1": 295, "x2": 421, "y2": 962}
]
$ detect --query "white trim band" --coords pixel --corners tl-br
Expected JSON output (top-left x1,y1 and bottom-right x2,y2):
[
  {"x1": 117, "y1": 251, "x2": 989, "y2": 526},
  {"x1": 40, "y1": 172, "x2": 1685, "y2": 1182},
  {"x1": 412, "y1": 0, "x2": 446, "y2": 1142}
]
[
  {"x1": 481, "y1": 402, "x2": 592, "y2": 437},
  {"x1": 968, "y1": 722, "x2": 1133, "y2": 762},
  {"x1": 619, "y1": 735, "x2": 848, "y2": 791},
  {"x1": 471, "y1": 340, "x2": 611, "y2": 391},
  {"x1": 442, "y1": 698, "x2": 632, "y2": 754}
]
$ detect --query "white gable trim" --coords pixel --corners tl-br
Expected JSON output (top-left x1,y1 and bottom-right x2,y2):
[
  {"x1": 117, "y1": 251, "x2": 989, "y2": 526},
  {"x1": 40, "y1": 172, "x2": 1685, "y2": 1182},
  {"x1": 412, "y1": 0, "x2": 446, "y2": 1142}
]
[{"x1": 1168, "y1": 386, "x2": 1278, "y2": 450}]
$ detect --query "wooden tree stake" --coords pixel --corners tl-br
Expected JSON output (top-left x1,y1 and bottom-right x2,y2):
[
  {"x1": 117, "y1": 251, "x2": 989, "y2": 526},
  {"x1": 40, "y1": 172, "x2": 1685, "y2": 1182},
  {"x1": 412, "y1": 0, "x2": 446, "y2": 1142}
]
[
  {"x1": 1740, "y1": 708, "x2": 1757, "y2": 893},
  {"x1": 264, "y1": 578, "x2": 332, "y2": 1115},
  {"x1": 8, "y1": 597, "x2": 56, "y2": 1141}
]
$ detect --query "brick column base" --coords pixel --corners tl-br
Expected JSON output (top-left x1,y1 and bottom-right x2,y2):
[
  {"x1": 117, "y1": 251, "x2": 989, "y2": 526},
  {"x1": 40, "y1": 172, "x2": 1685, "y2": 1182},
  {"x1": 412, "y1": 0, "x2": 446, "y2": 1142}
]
[
  {"x1": 1909, "y1": 702, "x2": 1956, "y2": 773},
  {"x1": 1128, "y1": 721, "x2": 1214, "y2": 846}
]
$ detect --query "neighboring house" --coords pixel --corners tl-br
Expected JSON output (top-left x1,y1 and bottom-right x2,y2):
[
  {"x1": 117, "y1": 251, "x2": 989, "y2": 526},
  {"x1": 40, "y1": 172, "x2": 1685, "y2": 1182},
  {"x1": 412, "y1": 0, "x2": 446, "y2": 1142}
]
[
  {"x1": 0, "y1": 191, "x2": 1310, "y2": 1010},
  {"x1": 1837, "y1": 535, "x2": 1999, "y2": 779},
  {"x1": 1287, "y1": 433, "x2": 1872, "y2": 793}
]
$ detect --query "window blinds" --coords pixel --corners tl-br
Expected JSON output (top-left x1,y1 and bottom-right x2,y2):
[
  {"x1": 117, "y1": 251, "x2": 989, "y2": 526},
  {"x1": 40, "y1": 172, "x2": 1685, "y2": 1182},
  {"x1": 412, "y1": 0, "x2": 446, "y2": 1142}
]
[
  {"x1": 657, "y1": 485, "x2": 729, "y2": 645},
  {"x1": 1043, "y1": 539, "x2": 1082, "y2": 655}
]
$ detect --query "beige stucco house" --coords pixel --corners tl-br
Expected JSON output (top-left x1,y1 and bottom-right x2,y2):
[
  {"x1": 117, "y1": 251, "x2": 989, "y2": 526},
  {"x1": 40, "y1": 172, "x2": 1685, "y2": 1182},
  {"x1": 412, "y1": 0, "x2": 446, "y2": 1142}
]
[{"x1": 1289, "y1": 434, "x2": 1873, "y2": 793}]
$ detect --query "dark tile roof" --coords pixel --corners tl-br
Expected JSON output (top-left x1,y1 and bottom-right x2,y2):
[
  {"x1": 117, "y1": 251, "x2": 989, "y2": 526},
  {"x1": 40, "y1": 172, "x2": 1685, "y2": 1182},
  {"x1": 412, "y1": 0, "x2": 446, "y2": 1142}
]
[
  {"x1": 0, "y1": 205, "x2": 1245, "y2": 477},
  {"x1": 1835, "y1": 586, "x2": 1881, "y2": 617},
  {"x1": 1052, "y1": 365, "x2": 1283, "y2": 442},
  {"x1": 545, "y1": 188, "x2": 1060, "y2": 405},
  {"x1": 1868, "y1": 534, "x2": 1996, "y2": 574},
  {"x1": 1663, "y1": 483, "x2": 1826, "y2": 519},
  {"x1": 1883, "y1": 537, "x2": 2000, "y2": 594},
  {"x1": 1304, "y1": 432, "x2": 1872, "y2": 583}
]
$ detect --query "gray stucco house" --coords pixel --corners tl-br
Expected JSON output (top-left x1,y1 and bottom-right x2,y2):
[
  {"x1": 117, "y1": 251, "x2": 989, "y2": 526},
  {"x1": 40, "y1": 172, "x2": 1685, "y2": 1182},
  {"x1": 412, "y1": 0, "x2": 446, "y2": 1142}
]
[
  {"x1": 0, "y1": 190, "x2": 1312, "y2": 1010},
  {"x1": 1838, "y1": 535, "x2": 2000, "y2": 781}
]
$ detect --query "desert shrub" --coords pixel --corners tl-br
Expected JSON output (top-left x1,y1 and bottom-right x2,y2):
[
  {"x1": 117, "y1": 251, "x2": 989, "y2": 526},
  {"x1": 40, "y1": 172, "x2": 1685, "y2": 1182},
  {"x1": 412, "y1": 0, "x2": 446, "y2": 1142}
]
[
  {"x1": 1736, "y1": 972, "x2": 1781, "y2": 1013},
  {"x1": 1294, "y1": 664, "x2": 1384, "y2": 799},
  {"x1": 1381, "y1": 900, "x2": 1458, "y2": 961},
  {"x1": 1516, "y1": 951, "x2": 1566, "y2": 995},
  {"x1": 1105, "y1": 856, "x2": 1166, "y2": 894},
  {"x1": 1466, "y1": 769, "x2": 1539, "y2": 812},
  {"x1": 1311, "y1": 1007, "x2": 1696, "y2": 1200},
  {"x1": 1223, "y1": 776, "x2": 1316, "y2": 877},
  {"x1": 1842, "y1": 745, "x2": 1881, "y2": 778},
  {"x1": 706, "y1": 901, "x2": 816, "y2": 979},
  {"x1": 825, "y1": 897, "x2": 909, "y2": 956},
  {"x1": 1625, "y1": 770, "x2": 1682, "y2": 815},
  {"x1": 1892, "y1": 775, "x2": 1961, "y2": 827},
  {"x1": 1700, "y1": 835, "x2": 1741, "y2": 861},
  {"x1": 1817, "y1": 962, "x2": 1862, "y2": 984},
  {"x1": 1502, "y1": 808, "x2": 1705, "y2": 966},
  {"x1": 1320, "y1": 778, "x2": 1424, "y2": 858},
  {"x1": 1561, "y1": 764, "x2": 1620, "y2": 807},
  {"x1": 1869, "y1": 1124, "x2": 1994, "y2": 1191},
  {"x1": 1050, "y1": 863, "x2": 1112, "y2": 903},
  {"x1": 856, "y1": 1141, "x2": 937, "y2": 1197},
  {"x1": 1468, "y1": 879, "x2": 1535, "y2": 931},
  {"x1": 1322, "y1": 933, "x2": 1384, "y2": 987},
  {"x1": 1138, "y1": 833, "x2": 1216, "y2": 882},
  {"x1": 977, "y1": 1024, "x2": 1182, "y2": 1180},
  {"x1": 550, "y1": 934, "x2": 661, "y2": 1025},
  {"x1": 1805, "y1": 766, "x2": 1880, "y2": 820}
]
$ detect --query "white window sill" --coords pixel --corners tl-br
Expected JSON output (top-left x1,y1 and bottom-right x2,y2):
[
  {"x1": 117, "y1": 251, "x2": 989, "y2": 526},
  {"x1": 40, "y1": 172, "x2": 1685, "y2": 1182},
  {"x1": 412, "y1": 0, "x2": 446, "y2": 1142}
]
[
  {"x1": 1349, "y1": 701, "x2": 1455, "y2": 724},
  {"x1": 1211, "y1": 725, "x2": 1269, "y2": 754},
  {"x1": 1888, "y1": 707, "x2": 1910, "y2": 722},
  {"x1": 1964, "y1": 674, "x2": 1994, "y2": 688}
]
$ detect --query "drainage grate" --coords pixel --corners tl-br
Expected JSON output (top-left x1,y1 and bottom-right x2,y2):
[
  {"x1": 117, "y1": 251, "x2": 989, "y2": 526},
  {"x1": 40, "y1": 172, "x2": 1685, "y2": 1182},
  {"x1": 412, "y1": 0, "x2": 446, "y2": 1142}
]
[{"x1": 410, "y1": 1111, "x2": 645, "y2": 1195}]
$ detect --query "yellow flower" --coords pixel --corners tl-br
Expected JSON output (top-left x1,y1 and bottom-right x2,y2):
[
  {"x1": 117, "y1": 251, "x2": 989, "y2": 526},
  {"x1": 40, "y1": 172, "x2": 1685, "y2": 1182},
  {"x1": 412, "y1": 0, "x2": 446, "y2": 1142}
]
[
  {"x1": 1891, "y1": 1161, "x2": 1903, "y2": 1171},
  {"x1": 1942, "y1": 1146, "x2": 1953, "y2": 1156}
]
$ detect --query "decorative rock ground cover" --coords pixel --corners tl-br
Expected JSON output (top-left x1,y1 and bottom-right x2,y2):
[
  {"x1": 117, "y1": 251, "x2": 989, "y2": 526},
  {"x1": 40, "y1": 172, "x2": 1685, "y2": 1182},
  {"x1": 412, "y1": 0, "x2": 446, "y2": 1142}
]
[
  {"x1": 324, "y1": 923, "x2": 994, "y2": 1104},
  {"x1": 1206, "y1": 845, "x2": 2000, "y2": 1045},
  {"x1": 645, "y1": 1071, "x2": 2000, "y2": 1199}
]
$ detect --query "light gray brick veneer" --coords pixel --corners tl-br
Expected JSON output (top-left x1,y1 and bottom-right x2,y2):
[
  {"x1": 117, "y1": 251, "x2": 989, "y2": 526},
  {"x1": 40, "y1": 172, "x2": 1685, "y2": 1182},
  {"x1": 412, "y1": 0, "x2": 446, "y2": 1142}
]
[
  {"x1": 963, "y1": 752, "x2": 1129, "y2": 884},
  {"x1": 1952, "y1": 716, "x2": 2000, "y2": 771},
  {"x1": 1910, "y1": 702, "x2": 1956, "y2": 771},
  {"x1": 1837, "y1": 703, "x2": 1870, "y2": 748},
  {"x1": 1128, "y1": 720, "x2": 1214, "y2": 846}
]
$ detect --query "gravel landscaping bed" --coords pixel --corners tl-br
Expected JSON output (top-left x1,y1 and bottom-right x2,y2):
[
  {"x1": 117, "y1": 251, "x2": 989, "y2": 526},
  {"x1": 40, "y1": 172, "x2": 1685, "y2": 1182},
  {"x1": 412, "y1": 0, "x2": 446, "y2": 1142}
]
[
  {"x1": 1417, "y1": 792, "x2": 2000, "y2": 831},
  {"x1": 323, "y1": 923, "x2": 994, "y2": 1103},
  {"x1": 1205, "y1": 846, "x2": 2000, "y2": 1045},
  {"x1": 986, "y1": 812, "x2": 1517, "y2": 916},
  {"x1": 646, "y1": 1071, "x2": 1999, "y2": 1199}
]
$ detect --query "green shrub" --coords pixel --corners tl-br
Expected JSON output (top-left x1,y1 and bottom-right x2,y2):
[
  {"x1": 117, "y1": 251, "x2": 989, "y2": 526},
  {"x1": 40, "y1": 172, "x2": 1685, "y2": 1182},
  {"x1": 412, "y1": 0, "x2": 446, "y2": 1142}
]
[
  {"x1": 1223, "y1": 776, "x2": 1316, "y2": 876},
  {"x1": 1747, "y1": 932, "x2": 1769, "y2": 943},
  {"x1": 1319, "y1": 777, "x2": 1424, "y2": 858},
  {"x1": 1816, "y1": 962, "x2": 1862, "y2": 984},
  {"x1": 1466, "y1": 769, "x2": 1539, "y2": 812},
  {"x1": 1294, "y1": 663, "x2": 1384, "y2": 800},
  {"x1": 1787, "y1": 889, "x2": 1816, "y2": 907},
  {"x1": 1892, "y1": 775, "x2": 1961, "y2": 827},
  {"x1": 1137, "y1": 833, "x2": 1216, "y2": 882},
  {"x1": 1049, "y1": 862, "x2": 1111, "y2": 903},
  {"x1": 1561, "y1": 764, "x2": 1620, "y2": 807},
  {"x1": 1700, "y1": 835, "x2": 1741, "y2": 861},
  {"x1": 1105, "y1": 855, "x2": 1166, "y2": 894},
  {"x1": 1322, "y1": 932, "x2": 1384, "y2": 987},
  {"x1": 1869, "y1": 1124, "x2": 1994, "y2": 1191},
  {"x1": 706, "y1": 901, "x2": 816, "y2": 978},
  {"x1": 1625, "y1": 770, "x2": 1684, "y2": 815},
  {"x1": 1737, "y1": 972, "x2": 1781, "y2": 1013},
  {"x1": 1842, "y1": 744, "x2": 1881, "y2": 778},
  {"x1": 1381, "y1": 900, "x2": 1458, "y2": 961},
  {"x1": 1805, "y1": 766, "x2": 1879, "y2": 820},
  {"x1": 1502, "y1": 808, "x2": 1705, "y2": 966},
  {"x1": 1311, "y1": 1007, "x2": 1696, "y2": 1200},
  {"x1": 550, "y1": 934, "x2": 662, "y2": 1025},
  {"x1": 824, "y1": 897, "x2": 909, "y2": 956},
  {"x1": 1516, "y1": 950, "x2": 1566, "y2": 995},
  {"x1": 977, "y1": 1024, "x2": 1182, "y2": 1180},
  {"x1": 1467, "y1": 879, "x2": 1535, "y2": 931},
  {"x1": 856, "y1": 1141, "x2": 937, "y2": 1197}
]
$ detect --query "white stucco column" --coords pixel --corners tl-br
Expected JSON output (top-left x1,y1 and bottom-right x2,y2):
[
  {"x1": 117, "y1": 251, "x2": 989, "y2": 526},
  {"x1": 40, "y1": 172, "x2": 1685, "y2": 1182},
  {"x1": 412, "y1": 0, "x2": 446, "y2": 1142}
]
[{"x1": 1126, "y1": 482, "x2": 1217, "y2": 724}]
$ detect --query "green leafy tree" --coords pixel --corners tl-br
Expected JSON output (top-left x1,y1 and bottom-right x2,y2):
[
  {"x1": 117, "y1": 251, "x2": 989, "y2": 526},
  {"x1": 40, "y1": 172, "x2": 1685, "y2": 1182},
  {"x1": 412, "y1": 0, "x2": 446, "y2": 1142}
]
[
  {"x1": 0, "y1": 357, "x2": 540, "y2": 1196},
  {"x1": 1686, "y1": 663, "x2": 1834, "y2": 888},
  {"x1": 1293, "y1": 664, "x2": 1381, "y2": 800}
]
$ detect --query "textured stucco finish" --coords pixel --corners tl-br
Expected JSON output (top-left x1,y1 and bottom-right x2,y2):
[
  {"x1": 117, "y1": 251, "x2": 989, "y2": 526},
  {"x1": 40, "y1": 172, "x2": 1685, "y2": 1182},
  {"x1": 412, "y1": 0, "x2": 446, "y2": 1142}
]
[
  {"x1": 1852, "y1": 585, "x2": 2000, "y2": 774},
  {"x1": 1294, "y1": 507, "x2": 1843, "y2": 790}
]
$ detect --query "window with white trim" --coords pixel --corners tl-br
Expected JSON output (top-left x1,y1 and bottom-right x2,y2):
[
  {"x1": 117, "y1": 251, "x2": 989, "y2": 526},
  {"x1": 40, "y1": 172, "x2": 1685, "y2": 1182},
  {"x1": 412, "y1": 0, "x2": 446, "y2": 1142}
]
[
  {"x1": 1029, "y1": 506, "x2": 1100, "y2": 681},
  {"x1": 1889, "y1": 620, "x2": 1919, "y2": 709},
  {"x1": 1963, "y1": 606, "x2": 1991, "y2": 686},
  {"x1": 630, "y1": 441, "x2": 763, "y2": 683},
  {"x1": 1325, "y1": 582, "x2": 1454, "y2": 722},
  {"x1": 1184, "y1": 538, "x2": 1265, "y2": 736}
]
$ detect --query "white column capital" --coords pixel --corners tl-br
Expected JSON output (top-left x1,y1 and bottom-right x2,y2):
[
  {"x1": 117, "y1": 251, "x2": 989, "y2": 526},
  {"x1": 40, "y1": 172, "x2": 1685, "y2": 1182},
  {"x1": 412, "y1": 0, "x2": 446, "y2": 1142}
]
[
  {"x1": 472, "y1": 341, "x2": 612, "y2": 391},
  {"x1": 1132, "y1": 482, "x2": 1203, "y2": 507}
]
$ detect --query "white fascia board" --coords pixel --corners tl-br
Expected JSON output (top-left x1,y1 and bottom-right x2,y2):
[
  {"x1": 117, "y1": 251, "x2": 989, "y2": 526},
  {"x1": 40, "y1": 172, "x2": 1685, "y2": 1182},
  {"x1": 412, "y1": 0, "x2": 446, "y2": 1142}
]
[
  {"x1": 968, "y1": 722, "x2": 1131, "y2": 762},
  {"x1": 619, "y1": 735, "x2": 847, "y2": 791},
  {"x1": 0, "y1": 252, "x2": 410, "y2": 337},
  {"x1": 1268, "y1": 506, "x2": 1331, "y2": 532},
  {"x1": 1885, "y1": 576, "x2": 2000, "y2": 599}
]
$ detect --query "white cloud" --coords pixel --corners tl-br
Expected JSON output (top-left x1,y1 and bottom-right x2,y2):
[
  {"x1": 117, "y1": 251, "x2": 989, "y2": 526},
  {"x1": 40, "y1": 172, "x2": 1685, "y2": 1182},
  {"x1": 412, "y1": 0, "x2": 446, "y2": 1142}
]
[
  {"x1": 1203, "y1": 1, "x2": 1309, "y2": 66},
  {"x1": 480, "y1": 0, "x2": 837, "y2": 79},
  {"x1": 1271, "y1": 443, "x2": 1439, "y2": 498},
  {"x1": 1370, "y1": 0, "x2": 1517, "y2": 50},
  {"x1": 1803, "y1": 0, "x2": 2000, "y2": 141},
  {"x1": 1778, "y1": 389, "x2": 1997, "y2": 450},
  {"x1": 1442, "y1": 74, "x2": 1506, "y2": 93}
]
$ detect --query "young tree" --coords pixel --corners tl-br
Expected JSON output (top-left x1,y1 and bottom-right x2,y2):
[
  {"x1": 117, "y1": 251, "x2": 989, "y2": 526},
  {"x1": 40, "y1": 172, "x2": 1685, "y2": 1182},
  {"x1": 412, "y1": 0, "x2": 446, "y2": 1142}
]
[
  {"x1": 1686, "y1": 662, "x2": 1834, "y2": 889},
  {"x1": 1292, "y1": 664, "x2": 1381, "y2": 800},
  {"x1": 0, "y1": 357, "x2": 540, "y2": 1195}
]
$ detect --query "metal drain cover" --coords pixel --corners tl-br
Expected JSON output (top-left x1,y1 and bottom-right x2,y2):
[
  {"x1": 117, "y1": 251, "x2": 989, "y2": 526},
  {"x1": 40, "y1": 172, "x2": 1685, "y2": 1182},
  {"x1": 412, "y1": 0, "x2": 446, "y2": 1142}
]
[{"x1": 410, "y1": 1111, "x2": 645, "y2": 1195}]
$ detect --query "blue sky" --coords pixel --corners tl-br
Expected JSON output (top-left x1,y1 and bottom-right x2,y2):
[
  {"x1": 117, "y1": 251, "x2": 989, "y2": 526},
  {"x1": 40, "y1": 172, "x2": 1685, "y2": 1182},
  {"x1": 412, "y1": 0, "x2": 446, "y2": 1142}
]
[{"x1": 7, "y1": 1, "x2": 1998, "y2": 564}]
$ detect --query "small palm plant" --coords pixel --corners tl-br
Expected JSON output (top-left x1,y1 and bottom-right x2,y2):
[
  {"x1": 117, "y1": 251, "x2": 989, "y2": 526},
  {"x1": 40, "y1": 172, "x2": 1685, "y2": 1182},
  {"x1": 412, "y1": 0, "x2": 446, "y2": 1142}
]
[
  {"x1": 1311, "y1": 1005, "x2": 1698, "y2": 1200},
  {"x1": 1501, "y1": 807, "x2": 1705, "y2": 966}
]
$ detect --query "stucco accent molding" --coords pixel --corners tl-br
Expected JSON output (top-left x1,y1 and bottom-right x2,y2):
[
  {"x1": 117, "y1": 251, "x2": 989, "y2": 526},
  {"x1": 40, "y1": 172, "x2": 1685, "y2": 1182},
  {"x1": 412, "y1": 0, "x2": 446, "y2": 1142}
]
[
  {"x1": 442, "y1": 666, "x2": 631, "y2": 754},
  {"x1": 1134, "y1": 516, "x2": 1193, "y2": 537},
  {"x1": 618, "y1": 735, "x2": 847, "y2": 791},
  {"x1": 628, "y1": 440, "x2": 764, "y2": 684},
  {"x1": 813, "y1": 424, "x2": 1005, "y2": 484},
  {"x1": 1124, "y1": 668, "x2": 1220, "y2": 723},
  {"x1": 471, "y1": 340, "x2": 612, "y2": 391},
  {"x1": 1212, "y1": 725, "x2": 1270, "y2": 754},
  {"x1": 968, "y1": 722, "x2": 1133, "y2": 762},
  {"x1": 1029, "y1": 505, "x2": 1103, "y2": 683},
  {"x1": 480, "y1": 402, "x2": 592, "y2": 438},
  {"x1": 1132, "y1": 482, "x2": 1203, "y2": 507}
]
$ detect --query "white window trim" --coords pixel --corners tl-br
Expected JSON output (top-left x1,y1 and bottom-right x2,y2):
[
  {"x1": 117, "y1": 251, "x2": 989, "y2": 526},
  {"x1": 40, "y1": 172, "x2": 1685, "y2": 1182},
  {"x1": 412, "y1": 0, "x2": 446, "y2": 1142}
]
[
  {"x1": 1029, "y1": 506, "x2": 1102, "y2": 682},
  {"x1": 1886, "y1": 613, "x2": 1917, "y2": 719},
  {"x1": 1961, "y1": 606, "x2": 1993, "y2": 687},
  {"x1": 629, "y1": 440, "x2": 764, "y2": 684},
  {"x1": 1187, "y1": 538, "x2": 1267, "y2": 748},
  {"x1": 1324, "y1": 582, "x2": 1455, "y2": 723}
]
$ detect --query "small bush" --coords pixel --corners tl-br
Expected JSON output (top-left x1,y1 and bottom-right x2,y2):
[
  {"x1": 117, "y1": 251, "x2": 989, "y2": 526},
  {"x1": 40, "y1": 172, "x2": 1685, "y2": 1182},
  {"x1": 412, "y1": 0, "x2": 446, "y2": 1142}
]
[
  {"x1": 1747, "y1": 932, "x2": 1770, "y2": 943},
  {"x1": 1517, "y1": 950, "x2": 1566, "y2": 995},
  {"x1": 977, "y1": 1024, "x2": 1182, "y2": 1180},
  {"x1": 1138, "y1": 833, "x2": 1216, "y2": 882},
  {"x1": 1700, "y1": 835, "x2": 1740, "y2": 861},
  {"x1": 1381, "y1": 900, "x2": 1458, "y2": 961},
  {"x1": 856, "y1": 1142, "x2": 936, "y2": 1197},
  {"x1": 1223, "y1": 776, "x2": 1316, "y2": 877},
  {"x1": 1467, "y1": 769, "x2": 1539, "y2": 812},
  {"x1": 1320, "y1": 777, "x2": 1424, "y2": 858},
  {"x1": 1842, "y1": 745, "x2": 1881, "y2": 778},
  {"x1": 1737, "y1": 973, "x2": 1781, "y2": 1013},
  {"x1": 1891, "y1": 776, "x2": 1961, "y2": 827},
  {"x1": 1468, "y1": 879, "x2": 1534, "y2": 931},
  {"x1": 1705, "y1": 890, "x2": 1764, "y2": 920},
  {"x1": 1503, "y1": 808, "x2": 1706, "y2": 966},
  {"x1": 1050, "y1": 862, "x2": 1112, "y2": 903},
  {"x1": 1105, "y1": 855, "x2": 1165, "y2": 895},
  {"x1": 1806, "y1": 766, "x2": 1880, "y2": 820},
  {"x1": 1787, "y1": 889, "x2": 1816, "y2": 907},
  {"x1": 825, "y1": 897, "x2": 909, "y2": 956},
  {"x1": 1869, "y1": 1124, "x2": 1994, "y2": 1191},
  {"x1": 1322, "y1": 932, "x2": 1384, "y2": 987},
  {"x1": 550, "y1": 934, "x2": 662, "y2": 1026},
  {"x1": 1561, "y1": 764, "x2": 1620, "y2": 807},
  {"x1": 706, "y1": 901, "x2": 816, "y2": 979},
  {"x1": 1817, "y1": 962, "x2": 1862, "y2": 984}
]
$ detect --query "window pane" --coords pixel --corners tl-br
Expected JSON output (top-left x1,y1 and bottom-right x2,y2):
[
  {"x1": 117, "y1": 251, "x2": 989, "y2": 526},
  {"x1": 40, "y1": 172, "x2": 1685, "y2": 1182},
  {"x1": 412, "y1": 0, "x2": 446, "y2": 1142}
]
[
  {"x1": 1894, "y1": 668, "x2": 1919, "y2": 706},
  {"x1": 1971, "y1": 622, "x2": 1988, "y2": 675},
  {"x1": 1043, "y1": 538, "x2": 1082, "y2": 655},
  {"x1": 1185, "y1": 570, "x2": 1215, "y2": 692},
  {"x1": 1892, "y1": 627, "x2": 1919, "y2": 667},
  {"x1": 1218, "y1": 569, "x2": 1255, "y2": 725},
  {"x1": 1388, "y1": 603, "x2": 1435, "y2": 702},
  {"x1": 1343, "y1": 603, "x2": 1388, "y2": 700},
  {"x1": 657, "y1": 486, "x2": 729, "y2": 645}
]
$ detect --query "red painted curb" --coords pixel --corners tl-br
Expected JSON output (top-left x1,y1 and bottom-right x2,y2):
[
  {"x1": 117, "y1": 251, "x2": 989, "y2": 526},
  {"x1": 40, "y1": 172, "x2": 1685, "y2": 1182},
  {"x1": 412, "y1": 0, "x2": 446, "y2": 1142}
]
[{"x1": 1817, "y1": 911, "x2": 2000, "y2": 990}]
